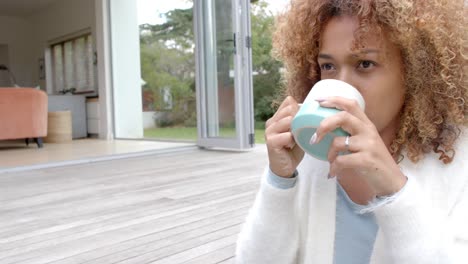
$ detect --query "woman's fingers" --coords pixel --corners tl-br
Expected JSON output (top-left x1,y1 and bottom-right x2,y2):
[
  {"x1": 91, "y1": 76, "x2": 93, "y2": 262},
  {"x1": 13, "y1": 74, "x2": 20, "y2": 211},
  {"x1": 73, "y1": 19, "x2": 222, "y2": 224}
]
[
  {"x1": 266, "y1": 96, "x2": 299, "y2": 128},
  {"x1": 267, "y1": 131, "x2": 303, "y2": 178},
  {"x1": 327, "y1": 135, "x2": 359, "y2": 163},
  {"x1": 328, "y1": 152, "x2": 368, "y2": 177},
  {"x1": 266, "y1": 115, "x2": 293, "y2": 134},
  {"x1": 328, "y1": 152, "x2": 405, "y2": 195},
  {"x1": 313, "y1": 97, "x2": 407, "y2": 195},
  {"x1": 314, "y1": 110, "x2": 368, "y2": 143},
  {"x1": 265, "y1": 116, "x2": 295, "y2": 147},
  {"x1": 317, "y1": 96, "x2": 369, "y2": 122},
  {"x1": 265, "y1": 96, "x2": 304, "y2": 177},
  {"x1": 266, "y1": 131, "x2": 295, "y2": 150},
  {"x1": 265, "y1": 96, "x2": 300, "y2": 149}
]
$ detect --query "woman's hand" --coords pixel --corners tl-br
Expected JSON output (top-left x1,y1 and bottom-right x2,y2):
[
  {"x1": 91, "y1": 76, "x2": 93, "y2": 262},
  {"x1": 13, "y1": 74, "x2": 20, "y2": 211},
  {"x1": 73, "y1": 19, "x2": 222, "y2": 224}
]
[
  {"x1": 265, "y1": 96, "x2": 305, "y2": 178},
  {"x1": 315, "y1": 96, "x2": 407, "y2": 196}
]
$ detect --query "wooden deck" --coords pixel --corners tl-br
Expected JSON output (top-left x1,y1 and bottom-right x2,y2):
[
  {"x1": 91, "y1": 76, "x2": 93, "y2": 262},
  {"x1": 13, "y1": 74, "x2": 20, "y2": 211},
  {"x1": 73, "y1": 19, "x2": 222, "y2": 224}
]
[{"x1": 0, "y1": 145, "x2": 268, "y2": 263}]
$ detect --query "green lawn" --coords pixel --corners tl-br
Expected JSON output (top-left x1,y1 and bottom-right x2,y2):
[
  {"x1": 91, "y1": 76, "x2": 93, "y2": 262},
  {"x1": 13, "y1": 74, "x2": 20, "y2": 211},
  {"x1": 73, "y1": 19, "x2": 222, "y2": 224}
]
[{"x1": 144, "y1": 127, "x2": 266, "y2": 144}]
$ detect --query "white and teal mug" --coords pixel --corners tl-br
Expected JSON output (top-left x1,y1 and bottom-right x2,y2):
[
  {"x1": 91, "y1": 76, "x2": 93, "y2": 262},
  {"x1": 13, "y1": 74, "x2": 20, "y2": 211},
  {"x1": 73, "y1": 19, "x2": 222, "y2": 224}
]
[{"x1": 291, "y1": 79, "x2": 365, "y2": 161}]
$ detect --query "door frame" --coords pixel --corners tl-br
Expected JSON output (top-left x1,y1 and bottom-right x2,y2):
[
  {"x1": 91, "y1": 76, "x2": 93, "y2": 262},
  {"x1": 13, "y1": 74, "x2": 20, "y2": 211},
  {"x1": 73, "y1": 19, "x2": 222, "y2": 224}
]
[{"x1": 194, "y1": 0, "x2": 255, "y2": 150}]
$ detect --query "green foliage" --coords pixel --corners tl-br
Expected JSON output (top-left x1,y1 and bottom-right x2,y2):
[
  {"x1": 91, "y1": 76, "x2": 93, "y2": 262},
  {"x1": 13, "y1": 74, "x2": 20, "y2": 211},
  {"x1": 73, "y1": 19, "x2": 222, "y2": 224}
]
[
  {"x1": 139, "y1": 1, "x2": 282, "y2": 128},
  {"x1": 140, "y1": 7, "x2": 196, "y2": 126},
  {"x1": 251, "y1": 0, "x2": 283, "y2": 122},
  {"x1": 140, "y1": 8, "x2": 194, "y2": 50},
  {"x1": 144, "y1": 127, "x2": 266, "y2": 143}
]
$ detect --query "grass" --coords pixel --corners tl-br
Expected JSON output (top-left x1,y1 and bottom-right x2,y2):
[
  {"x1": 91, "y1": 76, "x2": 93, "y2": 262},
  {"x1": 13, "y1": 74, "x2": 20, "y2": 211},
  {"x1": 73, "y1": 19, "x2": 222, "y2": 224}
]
[{"x1": 144, "y1": 126, "x2": 266, "y2": 144}]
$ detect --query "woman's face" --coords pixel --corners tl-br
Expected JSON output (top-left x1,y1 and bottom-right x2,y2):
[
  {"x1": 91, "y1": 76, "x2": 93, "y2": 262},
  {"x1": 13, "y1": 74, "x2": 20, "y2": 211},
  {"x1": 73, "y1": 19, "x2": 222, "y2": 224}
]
[{"x1": 318, "y1": 15, "x2": 406, "y2": 137}]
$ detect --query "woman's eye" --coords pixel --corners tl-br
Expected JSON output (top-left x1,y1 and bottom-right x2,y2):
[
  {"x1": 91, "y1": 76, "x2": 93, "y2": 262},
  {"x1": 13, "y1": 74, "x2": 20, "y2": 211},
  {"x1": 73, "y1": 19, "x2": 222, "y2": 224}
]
[
  {"x1": 320, "y1": 63, "x2": 335, "y2": 71},
  {"x1": 358, "y1": 60, "x2": 376, "y2": 70}
]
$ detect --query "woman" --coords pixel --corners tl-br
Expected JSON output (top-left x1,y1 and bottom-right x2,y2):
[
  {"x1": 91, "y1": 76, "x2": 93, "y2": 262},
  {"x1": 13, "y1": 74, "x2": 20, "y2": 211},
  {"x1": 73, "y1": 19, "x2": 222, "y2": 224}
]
[{"x1": 236, "y1": 0, "x2": 467, "y2": 263}]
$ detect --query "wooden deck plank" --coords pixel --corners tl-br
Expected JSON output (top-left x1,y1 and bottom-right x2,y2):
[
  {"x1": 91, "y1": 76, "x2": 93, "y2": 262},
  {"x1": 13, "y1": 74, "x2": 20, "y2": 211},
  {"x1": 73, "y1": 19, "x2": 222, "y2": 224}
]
[
  {"x1": 112, "y1": 227, "x2": 241, "y2": 264},
  {"x1": 150, "y1": 233, "x2": 239, "y2": 264},
  {"x1": 0, "y1": 146, "x2": 267, "y2": 264},
  {"x1": 0, "y1": 181, "x2": 258, "y2": 238},
  {"x1": 51, "y1": 210, "x2": 246, "y2": 264},
  {"x1": 169, "y1": 244, "x2": 236, "y2": 264},
  {"x1": 0, "y1": 175, "x2": 258, "y2": 234},
  {"x1": 0, "y1": 194, "x2": 253, "y2": 261},
  {"x1": 0, "y1": 152, "x2": 258, "y2": 206},
  {"x1": 217, "y1": 257, "x2": 236, "y2": 264}
]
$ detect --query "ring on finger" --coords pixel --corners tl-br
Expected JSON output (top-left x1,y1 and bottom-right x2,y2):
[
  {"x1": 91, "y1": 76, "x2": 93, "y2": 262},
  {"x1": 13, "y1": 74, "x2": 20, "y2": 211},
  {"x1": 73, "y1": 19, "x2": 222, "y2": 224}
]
[{"x1": 345, "y1": 136, "x2": 350, "y2": 152}]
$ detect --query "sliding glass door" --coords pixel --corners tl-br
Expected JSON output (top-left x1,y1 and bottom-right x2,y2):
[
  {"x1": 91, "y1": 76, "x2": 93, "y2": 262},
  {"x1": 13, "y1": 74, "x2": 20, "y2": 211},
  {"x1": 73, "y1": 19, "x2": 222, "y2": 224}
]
[{"x1": 194, "y1": 0, "x2": 254, "y2": 149}]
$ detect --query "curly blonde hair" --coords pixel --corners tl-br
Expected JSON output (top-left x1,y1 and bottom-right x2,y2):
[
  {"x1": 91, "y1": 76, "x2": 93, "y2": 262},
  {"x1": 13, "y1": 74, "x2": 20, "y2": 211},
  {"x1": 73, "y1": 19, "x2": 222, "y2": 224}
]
[{"x1": 272, "y1": 0, "x2": 468, "y2": 164}]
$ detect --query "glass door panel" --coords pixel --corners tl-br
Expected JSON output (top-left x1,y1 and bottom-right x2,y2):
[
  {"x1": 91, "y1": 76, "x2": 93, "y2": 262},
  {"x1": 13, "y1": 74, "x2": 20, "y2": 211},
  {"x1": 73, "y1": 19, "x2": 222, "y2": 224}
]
[{"x1": 195, "y1": 0, "x2": 254, "y2": 149}]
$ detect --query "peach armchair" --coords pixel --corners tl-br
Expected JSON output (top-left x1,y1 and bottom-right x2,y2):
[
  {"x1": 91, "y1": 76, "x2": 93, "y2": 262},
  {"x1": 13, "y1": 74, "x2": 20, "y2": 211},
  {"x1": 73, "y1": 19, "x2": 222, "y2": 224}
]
[{"x1": 0, "y1": 88, "x2": 48, "y2": 148}]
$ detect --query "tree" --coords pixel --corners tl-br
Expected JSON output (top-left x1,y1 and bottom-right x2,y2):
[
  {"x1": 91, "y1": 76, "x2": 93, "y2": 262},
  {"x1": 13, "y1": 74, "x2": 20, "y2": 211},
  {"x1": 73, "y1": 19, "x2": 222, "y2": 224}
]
[
  {"x1": 140, "y1": 8, "x2": 194, "y2": 50},
  {"x1": 140, "y1": 8, "x2": 196, "y2": 127},
  {"x1": 139, "y1": 1, "x2": 282, "y2": 127},
  {"x1": 251, "y1": 0, "x2": 283, "y2": 123}
]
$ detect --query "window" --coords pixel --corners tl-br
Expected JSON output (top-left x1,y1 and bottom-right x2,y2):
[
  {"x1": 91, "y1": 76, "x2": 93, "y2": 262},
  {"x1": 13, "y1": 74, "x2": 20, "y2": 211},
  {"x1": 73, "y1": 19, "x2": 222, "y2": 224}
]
[{"x1": 51, "y1": 33, "x2": 96, "y2": 94}]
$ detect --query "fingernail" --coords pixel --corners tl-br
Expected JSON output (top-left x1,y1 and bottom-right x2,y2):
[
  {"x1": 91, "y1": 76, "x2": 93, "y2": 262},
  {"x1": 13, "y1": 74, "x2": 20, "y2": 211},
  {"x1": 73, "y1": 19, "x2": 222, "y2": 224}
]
[
  {"x1": 309, "y1": 133, "x2": 317, "y2": 144},
  {"x1": 287, "y1": 142, "x2": 296, "y2": 149},
  {"x1": 315, "y1": 98, "x2": 326, "y2": 102}
]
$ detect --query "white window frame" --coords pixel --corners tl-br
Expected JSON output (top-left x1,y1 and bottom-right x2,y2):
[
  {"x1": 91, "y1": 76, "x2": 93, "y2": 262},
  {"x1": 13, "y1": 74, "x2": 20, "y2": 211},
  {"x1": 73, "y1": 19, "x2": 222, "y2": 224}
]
[{"x1": 48, "y1": 30, "x2": 96, "y2": 95}]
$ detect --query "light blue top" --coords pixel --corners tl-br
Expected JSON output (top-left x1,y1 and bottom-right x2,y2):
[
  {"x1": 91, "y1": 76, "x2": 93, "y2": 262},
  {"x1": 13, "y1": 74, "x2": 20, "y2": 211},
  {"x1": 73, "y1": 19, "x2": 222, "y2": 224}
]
[
  {"x1": 334, "y1": 182, "x2": 378, "y2": 264},
  {"x1": 267, "y1": 169, "x2": 385, "y2": 264}
]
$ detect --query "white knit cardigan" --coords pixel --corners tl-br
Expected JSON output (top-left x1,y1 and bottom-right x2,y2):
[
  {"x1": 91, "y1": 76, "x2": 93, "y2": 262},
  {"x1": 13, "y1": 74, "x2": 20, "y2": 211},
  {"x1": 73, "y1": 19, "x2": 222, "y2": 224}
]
[{"x1": 236, "y1": 132, "x2": 468, "y2": 264}]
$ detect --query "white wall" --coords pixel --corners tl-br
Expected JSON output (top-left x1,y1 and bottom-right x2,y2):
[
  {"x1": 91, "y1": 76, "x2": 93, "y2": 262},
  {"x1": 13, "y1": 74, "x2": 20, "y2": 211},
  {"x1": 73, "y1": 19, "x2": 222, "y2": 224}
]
[
  {"x1": 0, "y1": 0, "x2": 96, "y2": 90},
  {"x1": 143, "y1": 111, "x2": 156, "y2": 129},
  {"x1": 0, "y1": 44, "x2": 11, "y2": 85},
  {"x1": 95, "y1": 0, "x2": 114, "y2": 140},
  {"x1": 109, "y1": 0, "x2": 143, "y2": 139},
  {"x1": 29, "y1": 0, "x2": 96, "y2": 92},
  {"x1": 0, "y1": 16, "x2": 35, "y2": 87},
  {"x1": 0, "y1": 0, "x2": 143, "y2": 140}
]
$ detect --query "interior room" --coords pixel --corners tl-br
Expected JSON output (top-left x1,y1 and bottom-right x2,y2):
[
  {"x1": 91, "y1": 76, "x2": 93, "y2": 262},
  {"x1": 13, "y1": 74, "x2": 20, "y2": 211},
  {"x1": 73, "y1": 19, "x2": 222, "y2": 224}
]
[
  {"x1": 0, "y1": 0, "x2": 195, "y2": 170},
  {"x1": 0, "y1": 0, "x2": 100, "y2": 139}
]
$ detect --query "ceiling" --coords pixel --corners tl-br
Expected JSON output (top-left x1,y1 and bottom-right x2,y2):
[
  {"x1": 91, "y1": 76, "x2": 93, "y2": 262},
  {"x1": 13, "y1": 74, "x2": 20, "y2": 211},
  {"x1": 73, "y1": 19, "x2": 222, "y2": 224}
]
[{"x1": 0, "y1": 0, "x2": 58, "y2": 17}]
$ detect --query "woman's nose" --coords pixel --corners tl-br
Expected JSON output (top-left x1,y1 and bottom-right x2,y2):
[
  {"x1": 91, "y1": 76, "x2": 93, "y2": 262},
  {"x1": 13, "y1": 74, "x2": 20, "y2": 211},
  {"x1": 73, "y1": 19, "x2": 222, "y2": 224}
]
[{"x1": 335, "y1": 69, "x2": 359, "y2": 91}]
